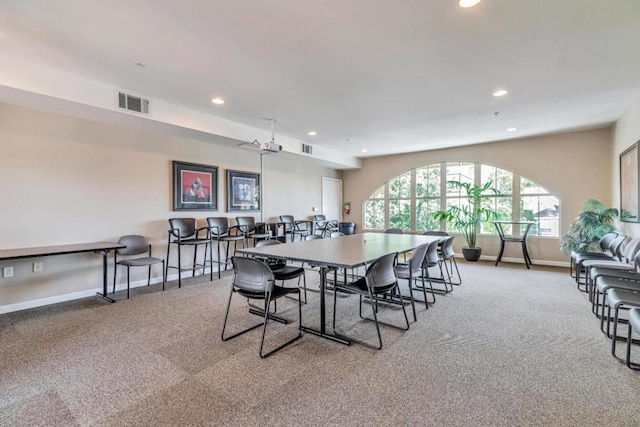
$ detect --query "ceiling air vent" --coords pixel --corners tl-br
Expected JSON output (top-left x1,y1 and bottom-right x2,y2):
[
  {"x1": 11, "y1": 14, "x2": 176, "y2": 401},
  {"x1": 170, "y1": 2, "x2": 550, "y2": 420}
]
[
  {"x1": 301, "y1": 143, "x2": 313, "y2": 155},
  {"x1": 117, "y1": 91, "x2": 150, "y2": 114}
]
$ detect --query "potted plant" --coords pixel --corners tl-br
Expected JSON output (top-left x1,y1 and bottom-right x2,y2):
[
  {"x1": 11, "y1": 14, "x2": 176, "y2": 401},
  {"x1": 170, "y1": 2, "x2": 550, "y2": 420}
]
[
  {"x1": 431, "y1": 180, "x2": 502, "y2": 261},
  {"x1": 560, "y1": 199, "x2": 619, "y2": 255}
]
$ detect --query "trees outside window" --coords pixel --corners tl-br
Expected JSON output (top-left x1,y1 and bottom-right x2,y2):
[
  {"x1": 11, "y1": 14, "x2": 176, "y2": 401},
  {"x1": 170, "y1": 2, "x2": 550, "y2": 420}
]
[{"x1": 363, "y1": 162, "x2": 560, "y2": 237}]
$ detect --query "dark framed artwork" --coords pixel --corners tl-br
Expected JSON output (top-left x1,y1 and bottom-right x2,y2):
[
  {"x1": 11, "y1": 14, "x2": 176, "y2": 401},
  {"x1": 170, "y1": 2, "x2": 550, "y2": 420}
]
[
  {"x1": 620, "y1": 141, "x2": 639, "y2": 222},
  {"x1": 227, "y1": 170, "x2": 260, "y2": 212},
  {"x1": 172, "y1": 161, "x2": 218, "y2": 211}
]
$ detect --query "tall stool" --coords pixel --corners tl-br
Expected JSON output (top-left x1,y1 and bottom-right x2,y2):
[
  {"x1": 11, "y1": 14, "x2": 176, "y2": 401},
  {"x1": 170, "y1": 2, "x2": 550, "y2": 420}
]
[
  {"x1": 206, "y1": 217, "x2": 244, "y2": 279},
  {"x1": 166, "y1": 218, "x2": 210, "y2": 288}
]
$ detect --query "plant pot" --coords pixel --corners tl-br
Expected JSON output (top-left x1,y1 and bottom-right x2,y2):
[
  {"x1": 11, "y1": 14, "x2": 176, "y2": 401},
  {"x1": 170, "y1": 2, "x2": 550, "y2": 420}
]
[{"x1": 462, "y1": 247, "x2": 482, "y2": 261}]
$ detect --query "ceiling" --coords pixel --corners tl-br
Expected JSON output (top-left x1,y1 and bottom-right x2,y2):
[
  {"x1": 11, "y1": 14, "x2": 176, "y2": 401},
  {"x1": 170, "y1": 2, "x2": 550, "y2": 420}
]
[{"x1": 2, "y1": 0, "x2": 640, "y2": 161}]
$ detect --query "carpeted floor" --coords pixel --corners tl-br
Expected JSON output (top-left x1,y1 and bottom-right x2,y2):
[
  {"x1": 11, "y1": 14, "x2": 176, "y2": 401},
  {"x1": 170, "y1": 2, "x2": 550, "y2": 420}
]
[{"x1": 1, "y1": 260, "x2": 640, "y2": 426}]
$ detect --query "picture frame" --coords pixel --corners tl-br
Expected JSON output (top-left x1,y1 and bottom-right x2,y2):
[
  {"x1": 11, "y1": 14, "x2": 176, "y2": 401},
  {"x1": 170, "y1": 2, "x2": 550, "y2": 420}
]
[
  {"x1": 172, "y1": 161, "x2": 218, "y2": 211},
  {"x1": 227, "y1": 170, "x2": 261, "y2": 212},
  {"x1": 620, "y1": 141, "x2": 639, "y2": 222}
]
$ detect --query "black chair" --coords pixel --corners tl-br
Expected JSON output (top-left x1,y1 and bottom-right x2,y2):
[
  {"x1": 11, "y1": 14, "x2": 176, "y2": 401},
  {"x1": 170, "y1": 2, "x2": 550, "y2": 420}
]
[
  {"x1": 166, "y1": 218, "x2": 211, "y2": 288},
  {"x1": 332, "y1": 252, "x2": 409, "y2": 350},
  {"x1": 385, "y1": 228, "x2": 404, "y2": 234},
  {"x1": 422, "y1": 231, "x2": 449, "y2": 236},
  {"x1": 575, "y1": 235, "x2": 626, "y2": 290},
  {"x1": 222, "y1": 256, "x2": 303, "y2": 358},
  {"x1": 206, "y1": 217, "x2": 245, "y2": 279},
  {"x1": 424, "y1": 237, "x2": 452, "y2": 293},
  {"x1": 313, "y1": 214, "x2": 338, "y2": 237},
  {"x1": 394, "y1": 242, "x2": 435, "y2": 321},
  {"x1": 439, "y1": 236, "x2": 461, "y2": 286},
  {"x1": 279, "y1": 215, "x2": 310, "y2": 242},
  {"x1": 570, "y1": 232, "x2": 618, "y2": 278},
  {"x1": 113, "y1": 235, "x2": 165, "y2": 299},
  {"x1": 235, "y1": 216, "x2": 271, "y2": 247},
  {"x1": 255, "y1": 239, "x2": 308, "y2": 303},
  {"x1": 626, "y1": 308, "x2": 640, "y2": 370}
]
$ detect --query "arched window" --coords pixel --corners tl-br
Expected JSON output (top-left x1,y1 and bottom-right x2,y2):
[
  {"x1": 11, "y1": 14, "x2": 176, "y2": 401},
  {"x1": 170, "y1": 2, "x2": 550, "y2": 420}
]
[{"x1": 363, "y1": 162, "x2": 560, "y2": 237}]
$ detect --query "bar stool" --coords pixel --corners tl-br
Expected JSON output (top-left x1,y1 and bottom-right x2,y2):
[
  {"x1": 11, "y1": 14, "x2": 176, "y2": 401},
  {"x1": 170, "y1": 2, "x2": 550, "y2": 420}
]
[{"x1": 206, "y1": 217, "x2": 244, "y2": 279}]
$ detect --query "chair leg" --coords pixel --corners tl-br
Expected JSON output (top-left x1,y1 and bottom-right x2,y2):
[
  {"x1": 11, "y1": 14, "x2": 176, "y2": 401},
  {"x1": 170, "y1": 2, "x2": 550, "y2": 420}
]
[
  {"x1": 161, "y1": 260, "x2": 166, "y2": 290},
  {"x1": 147, "y1": 265, "x2": 151, "y2": 286},
  {"x1": 126, "y1": 266, "x2": 131, "y2": 299}
]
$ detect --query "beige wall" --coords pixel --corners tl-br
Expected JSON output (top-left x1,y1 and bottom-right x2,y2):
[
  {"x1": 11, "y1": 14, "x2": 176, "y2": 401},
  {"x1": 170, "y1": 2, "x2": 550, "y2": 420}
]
[
  {"x1": 0, "y1": 103, "x2": 340, "y2": 311},
  {"x1": 613, "y1": 93, "x2": 640, "y2": 237},
  {"x1": 343, "y1": 128, "x2": 613, "y2": 264}
]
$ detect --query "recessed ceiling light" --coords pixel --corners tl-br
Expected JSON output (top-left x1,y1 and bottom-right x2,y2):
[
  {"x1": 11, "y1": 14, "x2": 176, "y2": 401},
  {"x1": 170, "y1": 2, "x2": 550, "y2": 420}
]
[
  {"x1": 458, "y1": 0, "x2": 482, "y2": 8},
  {"x1": 308, "y1": 131, "x2": 317, "y2": 136},
  {"x1": 361, "y1": 149, "x2": 368, "y2": 153},
  {"x1": 211, "y1": 97, "x2": 225, "y2": 105},
  {"x1": 507, "y1": 127, "x2": 518, "y2": 132},
  {"x1": 493, "y1": 89, "x2": 509, "y2": 97}
]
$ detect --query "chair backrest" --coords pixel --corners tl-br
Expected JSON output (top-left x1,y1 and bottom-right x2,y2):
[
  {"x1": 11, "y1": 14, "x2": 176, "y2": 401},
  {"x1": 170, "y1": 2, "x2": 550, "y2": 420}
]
[
  {"x1": 441, "y1": 236, "x2": 456, "y2": 259},
  {"x1": 236, "y1": 216, "x2": 257, "y2": 233},
  {"x1": 424, "y1": 239, "x2": 440, "y2": 266},
  {"x1": 231, "y1": 256, "x2": 275, "y2": 293},
  {"x1": 254, "y1": 239, "x2": 285, "y2": 268},
  {"x1": 609, "y1": 235, "x2": 628, "y2": 261},
  {"x1": 279, "y1": 215, "x2": 295, "y2": 231},
  {"x1": 385, "y1": 228, "x2": 404, "y2": 234},
  {"x1": 116, "y1": 235, "x2": 150, "y2": 256},
  {"x1": 169, "y1": 218, "x2": 197, "y2": 238},
  {"x1": 330, "y1": 232, "x2": 345, "y2": 238},
  {"x1": 409, "y1": 243, "x2": 429, "y2": 270},
  {"x1": 599, "y1": 232, "x2": 618, "y2": 253},
  {"x1": 365, "y1": 252, "x2": 398, "y2": 290},
  {"x1": 207, "y1": 217, "x2": 230, "y2": 236},
  {"x1": 313, "y1": 214, "x2": 327, "y2": 228},
  {"x1": 423, "y1": 231, "x2": 449, "y2": 236},
  {"x1": 305, "y1": 234, "x2": 323, "y2": 241},
  {"x1": 255, "y1": 239, "x2": 281, "y2": 248},
  {"x1": 621, "y1": 237, "x2": 640, "y2": 263}
]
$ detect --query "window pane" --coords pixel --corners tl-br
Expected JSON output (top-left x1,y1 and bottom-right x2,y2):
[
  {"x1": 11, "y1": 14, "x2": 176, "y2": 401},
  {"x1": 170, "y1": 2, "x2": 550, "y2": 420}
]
[
  {"x1": 482, "y1": 165, "x2": 513, "y2": 194},
  {"x1": 416, "y1": 165, "x2": 441, "y2": 198},
  {"x1": 371, "y1": 185, "x2": 385, "y2": 199},
  {"x1": 389, "y1": 199, "x2": 411, "y2": 230},
  {"x1": 481, "y1": 196, "x2": 512, "y2": 234},
  {"x1": 416, "y1": 198, "x2": 441, "y2": 231},
  {"x1": 389, "y1": 172, "x2": 411, "y2": 198},
  {"x1": 446, "y1": 162, "x2": 474, "y2": 196},
  {"x1": 521, "y1": 177, "x2": 548, "y2": 195},
  {"x1": 364, "y1": 199, "x2": 385, "y2": 230},
  {"x1": 521, "y1": 195, "x2": 560, "y2": 236}
]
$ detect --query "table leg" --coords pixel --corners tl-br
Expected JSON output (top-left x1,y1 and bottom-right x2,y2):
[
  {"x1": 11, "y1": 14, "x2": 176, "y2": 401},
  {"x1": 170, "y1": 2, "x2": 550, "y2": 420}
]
[
  {"x1": 299, "y1": 266, "x2": 350, "y2": 345},
  {"x1": 495, "y1": 240, "x2": 505, "y2": 266},
  {"x1": 95, "y1": 250, "x2": 116, "y2": 303}
]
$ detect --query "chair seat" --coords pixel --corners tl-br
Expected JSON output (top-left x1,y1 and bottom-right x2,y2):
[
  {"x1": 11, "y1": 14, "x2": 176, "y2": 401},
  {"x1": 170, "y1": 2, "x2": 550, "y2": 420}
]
[
  {"x1": 338, "y1": 277, "x2": 395, "y2": 295},
  {"x1": 117, "y1": 256, "x2": 164, "y2": 267},
  {"x1": 236, "y1": 285, "x2": 298, "y2": 300},
  {"x1": 597, "y1": 277, "x2": 640, "y2": 293},
  {"x1": 394, "y1": 265, "x2": 421, "y2": 279},
  {"x1": 608, "y1": 289, "x2": 640, "y2": 307},
  {"x1": 272, "y1": 266, "x2": 305, "y2": 281},
  {"x1": 219, "y1": 235, "x2": 245, "y2": 241}
]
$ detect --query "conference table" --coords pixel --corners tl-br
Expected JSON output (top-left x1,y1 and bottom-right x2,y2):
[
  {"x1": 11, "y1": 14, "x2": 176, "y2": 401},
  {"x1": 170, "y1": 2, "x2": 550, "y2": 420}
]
[{"x1": 237, "y1": 232, "x2": 441, "y2": 345}]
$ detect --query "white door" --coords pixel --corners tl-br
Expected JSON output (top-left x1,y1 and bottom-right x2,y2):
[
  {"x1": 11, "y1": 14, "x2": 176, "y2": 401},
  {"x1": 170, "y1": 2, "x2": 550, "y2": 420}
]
[{"x1": 322, "y1": 177, "x2": 342, "y2": 222}]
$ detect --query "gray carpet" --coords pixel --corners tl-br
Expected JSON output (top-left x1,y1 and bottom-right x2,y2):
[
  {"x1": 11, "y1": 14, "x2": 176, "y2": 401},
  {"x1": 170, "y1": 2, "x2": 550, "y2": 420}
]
[{"x1": 2, "y1": 260, "x2": 640, "y2": 426}]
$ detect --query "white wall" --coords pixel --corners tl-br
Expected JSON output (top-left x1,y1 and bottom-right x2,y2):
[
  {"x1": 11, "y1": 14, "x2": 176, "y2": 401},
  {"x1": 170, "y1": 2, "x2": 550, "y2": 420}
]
[
  {"x1": 0, "y1": 102, "x2": 340, "y2": 312},
  {"x1": 613, "y1": 93, "x2": 640, "y2": 237}
]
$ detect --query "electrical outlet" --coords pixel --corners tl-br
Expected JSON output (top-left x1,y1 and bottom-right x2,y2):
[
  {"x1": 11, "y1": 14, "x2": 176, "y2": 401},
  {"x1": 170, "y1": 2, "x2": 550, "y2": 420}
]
[
  {"x1": 33, "y1": 262, "x2": 43, "y2": 273},
  {"x1": 3, "y1": 266, "x2": 14, "y2": 278}
]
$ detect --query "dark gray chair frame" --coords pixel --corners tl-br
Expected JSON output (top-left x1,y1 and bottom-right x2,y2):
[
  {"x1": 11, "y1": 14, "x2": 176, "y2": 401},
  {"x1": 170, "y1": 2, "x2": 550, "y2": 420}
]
[
  {"x1": 332, "y1": 252, "x2": 409, "y2": 350},
  {"x1": 255, "y1": 239, "x2": 308, "y2": 304},
  {"x1": 235, "y1": 216, "x2": 271, "y2": 247},
  {"x1": 222, "y1": 256, "x2": 303, "y2": 358},
  {"x1": 278, "y1": 215, "x2": 311, "y2": 242},
  {"x1": 313, "y1": 214, "x2": 338, "y2": 237},
  {"x1": 206, "y1": 217, "x2": 244, "y2": 279},
  {"x1": 166, "y1": 218, "x2": 211, "y2": 288},
  {"x1": 575, "y1": 235, "x2": 626, "y2": 291},
  {"x1": 626, "y1": 308, "x2": 640, "y2": 370},
  {"x1": 394, "y1": 242, "x2": 435, "y2": 322},
  {"x1": 113, "y1": 235, "x2": 165, "y2": 299},
  {"x1": 570, "y1": 232, "x2": 618, "y2": 278}
]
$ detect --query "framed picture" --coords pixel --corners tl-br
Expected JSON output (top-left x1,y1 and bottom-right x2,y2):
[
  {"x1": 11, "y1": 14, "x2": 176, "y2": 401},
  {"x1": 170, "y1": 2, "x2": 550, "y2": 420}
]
[
  {"x1": 620, "y1": 141, "x2": 639, "y2": 222},
  {"x1": 227, "y1": 170, "x2": 260, "y2": 212},
  {"x1": 172, "y1": 161, "x2": 218, "y2": 211}
]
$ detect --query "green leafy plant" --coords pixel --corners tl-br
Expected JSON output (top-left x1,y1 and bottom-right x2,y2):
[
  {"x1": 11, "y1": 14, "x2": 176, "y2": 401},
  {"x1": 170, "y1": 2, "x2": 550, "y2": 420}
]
[
  {"x1": 560, "y1": 199, "x2": 618, "y2": 255},
  {"x1": 431, "y1": 180, "x2": 502, "y2": 248}
]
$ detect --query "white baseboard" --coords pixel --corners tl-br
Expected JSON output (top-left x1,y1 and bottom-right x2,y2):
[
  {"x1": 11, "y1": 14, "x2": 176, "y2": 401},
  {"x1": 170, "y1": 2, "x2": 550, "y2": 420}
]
[
  {"x1": 0, "y1": 271, "x2": 190, "y2": 315},
  {"x1": 476, "y1": 254, "x2": 570, "y2": 268}
]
